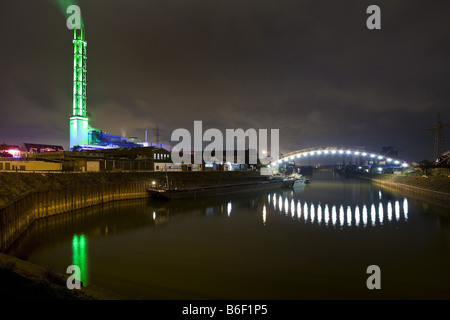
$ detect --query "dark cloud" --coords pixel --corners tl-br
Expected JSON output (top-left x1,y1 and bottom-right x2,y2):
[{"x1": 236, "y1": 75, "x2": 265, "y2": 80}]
[{"x1": 1, "y1": 0, "x2": 449, "y2": 161}]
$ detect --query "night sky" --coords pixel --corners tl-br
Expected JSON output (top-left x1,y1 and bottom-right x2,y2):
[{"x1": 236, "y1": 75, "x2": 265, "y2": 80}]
[{"x1": 1, "y1": 0, "x2": 449, "y2": 161}]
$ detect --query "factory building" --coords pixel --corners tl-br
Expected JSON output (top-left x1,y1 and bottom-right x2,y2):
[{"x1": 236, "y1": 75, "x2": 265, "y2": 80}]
[{"x1": 24, "y1": 146, "x2": 174, "y2": 172}]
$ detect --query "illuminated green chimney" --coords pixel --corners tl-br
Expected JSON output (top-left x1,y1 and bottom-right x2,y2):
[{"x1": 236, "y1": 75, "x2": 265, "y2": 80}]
[{"x1": 70, "y1": 28, "x2": 89, "y2": 149}]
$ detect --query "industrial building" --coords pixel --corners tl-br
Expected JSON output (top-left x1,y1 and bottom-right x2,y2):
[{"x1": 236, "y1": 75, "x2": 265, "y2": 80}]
[
  {"x1": 69, "y1": 27, "x2": 168, "y2": 151},
  {"x1": 1, "y1": 27, "x2": 249, "y2": 173},
  {"x1": 0, "y1": 146, "x2": 178, "y2": 172}
]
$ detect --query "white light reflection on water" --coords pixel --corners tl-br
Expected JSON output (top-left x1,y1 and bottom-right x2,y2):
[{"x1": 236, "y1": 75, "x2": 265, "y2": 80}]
[
  {"x1": 291, "y1": 200, "x2": 295, "y2": 218},
  {"x1": 332, "y1": 205, "x2": 337, "y2": 226},
  {"x1": 403, "y1": 198, "x2": 409, "y2": 221},
  {"x1": 371, "y1": 204, "x2": 376, "y2": 226},
  {"x1": 387, "y1": 201, "x2": 393, "y2": 222},
  {"x1": 264, "y1": 192, "x2": 410, "y2": 230},
  {"x1": 324, "y1": 204, "x2": 330, "y2": 226},
  {"x1": 284, "y1": 198, "x2": 289, "y2": 216},
  {"x1": 355, "y1": 206, "x2": 360, "y2": 227},
  {"x1": 346, "y1": 206, "x2": 352, "y2": 227},
  {"x1": 262, "y1": 205, "x2": 266, "y2": 225},
  {"x1": 227, "y1": 202, "x2": 232, "y2": 217},
  {"x1": 317, "y1": 204, "x2": 322, "y2": 226},
  {"x1": 395, "y1": 200, "x2": 400, "y2": 221},
  {"x1": 378, "y1": 203, "x2": 384, "y2": 225},
  {"x1": 362, "y1": 205, "x2": 368, "y2": 227}
]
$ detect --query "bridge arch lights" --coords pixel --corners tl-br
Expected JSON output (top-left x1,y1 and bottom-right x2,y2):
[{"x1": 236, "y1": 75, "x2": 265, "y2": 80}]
[{"x1": 270, "y1": 146, "x2": 409, "y2": 168}]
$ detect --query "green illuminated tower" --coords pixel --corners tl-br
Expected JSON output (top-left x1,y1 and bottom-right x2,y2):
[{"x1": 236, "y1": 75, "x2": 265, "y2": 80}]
[{"x1": 70, "y1": 28, "x2": 89, "y2": 149}]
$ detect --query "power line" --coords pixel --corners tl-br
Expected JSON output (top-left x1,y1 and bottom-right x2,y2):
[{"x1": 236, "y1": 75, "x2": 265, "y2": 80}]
[
  {"x1": 153, "y1": 124, "x2": 163, "y2": 145},
  {"x1": 427, "y1": 113, "x2": 449, "y2": 161}
]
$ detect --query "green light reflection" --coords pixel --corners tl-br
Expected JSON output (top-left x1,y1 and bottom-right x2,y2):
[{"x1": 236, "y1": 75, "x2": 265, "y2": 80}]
[{"x1": 72, "y1": 233, "x2": 89, "y2": 286}]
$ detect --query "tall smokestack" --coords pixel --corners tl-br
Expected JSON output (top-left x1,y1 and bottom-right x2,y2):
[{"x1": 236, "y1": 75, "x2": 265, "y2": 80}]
[{"x1": 69, "y1": 27, "x2": 89, "y2": 149}]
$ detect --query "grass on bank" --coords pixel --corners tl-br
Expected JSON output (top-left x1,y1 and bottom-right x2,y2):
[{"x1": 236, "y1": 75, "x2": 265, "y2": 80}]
[{"x1": 372, "y1": 169, "x2": 450, "y2": 194}]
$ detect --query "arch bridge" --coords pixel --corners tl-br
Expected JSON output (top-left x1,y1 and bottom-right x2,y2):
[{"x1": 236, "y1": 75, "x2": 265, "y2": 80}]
[{"x1": 270, "y1": 146, "x2": 409, "y2": 168}]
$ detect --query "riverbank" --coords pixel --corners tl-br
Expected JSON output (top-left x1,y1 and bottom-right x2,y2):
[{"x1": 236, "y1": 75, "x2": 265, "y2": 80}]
[
  {"x1": 350, "y1": 171, "x2": 450, "y2": 203},
  {"x1": 0, "y1": 252, "x2": 124, "y2": 300},
  {"x1": 0, "y1": 171, "x2": 262, "y2": 210},
  {"x1": 0, "y1": 171, "x2": 264, "y2": 251},
  {"x1": 0, "y1": 171, "x2": 264, "y2": 299}
]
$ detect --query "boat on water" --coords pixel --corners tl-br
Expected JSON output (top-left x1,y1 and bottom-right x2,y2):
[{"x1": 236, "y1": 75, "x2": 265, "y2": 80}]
[
  {"x1": 147, "y1": 177, "x2": 295, "y2": 200},
  {"x1": 286, "y1": 173, "x2": 311, "y2": 184}
]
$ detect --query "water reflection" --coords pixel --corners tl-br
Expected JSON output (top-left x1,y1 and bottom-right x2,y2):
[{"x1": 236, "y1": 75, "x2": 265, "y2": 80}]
[
  {"x1": 262, "y1": 205, "x2": 266, "y2": 225},
  {"x1": 371, "y1": 204, "x2": 376, "y2": 226},
  {"x1": 346, "y1": 206, "x2": 352, "y2": 227},
  {"x1": 72, "y1": 233, "x2": 89, "y2": 286},
  {"x1": 404, "y1": 198, "x2": 409, "y2": 221},
  {"x1": 362, "y1": 205, "x2": 368, "y2": 227},
  {"x1": 291, "y1": 200, "x2": 295, "y2": 219},
  {"x1": 265, "y1": 193, "x2": 410, "y2": 229},
  {"x1": 379, "y1": 203, "x2": 384, "y2": 225},
  {"x1": 355, "y1": 206, "x2": 360, "y2": 227},
  {"x1": 332, "y1": 205, "x2": 337, "y2": 227},
  {"x1": 8, "y1": 172, "x2": 449, "y2": 300},
  {"x1": 317, "y1": 204, "x2": 322, "y2": 226},
  {"x1": 387, "y1": 202, "x2": 393, "y2": 221}
]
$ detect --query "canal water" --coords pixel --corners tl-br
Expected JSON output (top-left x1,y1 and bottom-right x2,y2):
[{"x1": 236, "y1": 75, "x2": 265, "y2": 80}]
[{"x1": 7, "y1": 171, "x2": 450, "y2": 299}]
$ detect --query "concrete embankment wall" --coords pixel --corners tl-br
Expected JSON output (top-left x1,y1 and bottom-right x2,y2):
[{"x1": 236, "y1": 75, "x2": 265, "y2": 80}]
[
  {"x1": 0, "y1": 171, "x2": 262, "y2": 252},
  {"x1": 0, "y1": 182, "x2": 150, "y2": 252}
]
